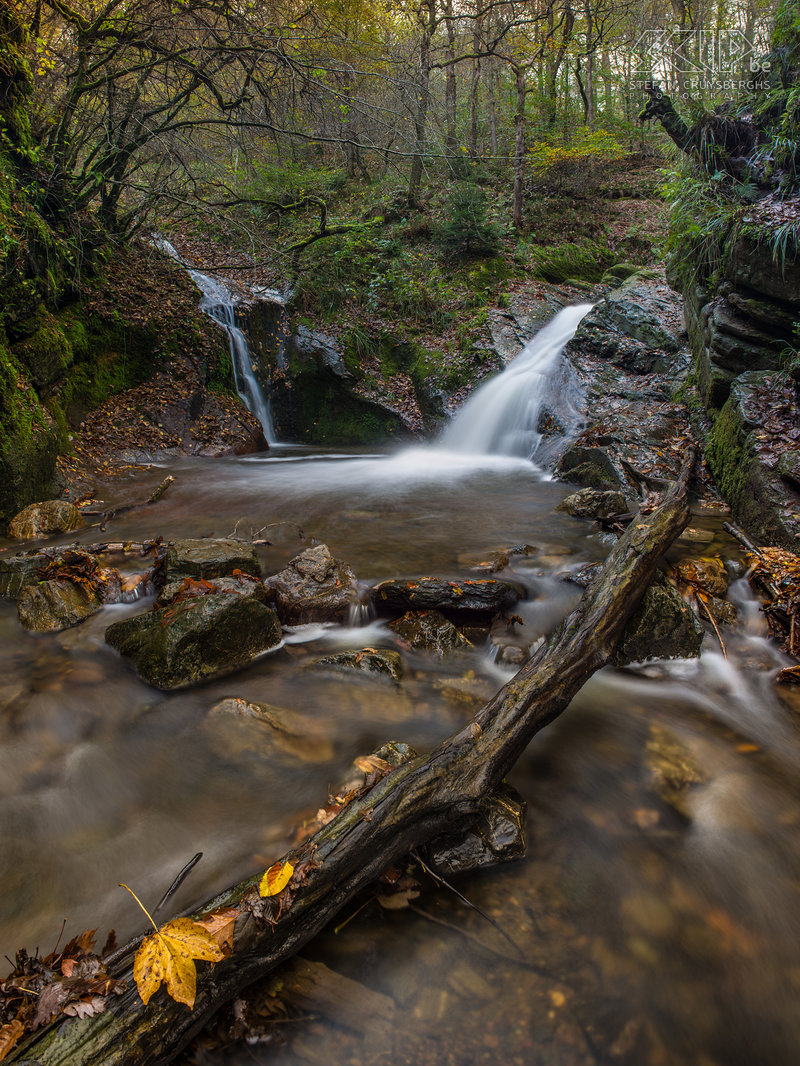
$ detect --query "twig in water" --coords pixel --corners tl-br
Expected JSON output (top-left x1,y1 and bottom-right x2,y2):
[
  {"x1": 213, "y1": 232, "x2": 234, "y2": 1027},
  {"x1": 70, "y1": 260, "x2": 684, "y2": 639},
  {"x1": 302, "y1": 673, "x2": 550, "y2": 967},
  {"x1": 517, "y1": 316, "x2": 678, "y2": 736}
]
[
  {"x1": 408, "y1": 905, "x2": 549, "y2": 974},
  {"x1": 153, "y1": 852, "x2": 203, "y2": 916},
  {"x1": 411, "y1": 851, "x2": 524, "y2": 960},
  {"x1": 695, "y1": 593, "x2": 727, "y2": 658}
]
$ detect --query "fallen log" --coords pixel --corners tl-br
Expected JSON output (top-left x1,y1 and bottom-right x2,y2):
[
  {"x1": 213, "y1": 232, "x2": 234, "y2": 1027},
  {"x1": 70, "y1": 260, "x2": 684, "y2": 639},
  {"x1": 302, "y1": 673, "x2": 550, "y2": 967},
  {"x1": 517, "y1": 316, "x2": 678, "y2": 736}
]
[{"x1": 11, "y1": 458, "x2": 692, "y2": 1066}]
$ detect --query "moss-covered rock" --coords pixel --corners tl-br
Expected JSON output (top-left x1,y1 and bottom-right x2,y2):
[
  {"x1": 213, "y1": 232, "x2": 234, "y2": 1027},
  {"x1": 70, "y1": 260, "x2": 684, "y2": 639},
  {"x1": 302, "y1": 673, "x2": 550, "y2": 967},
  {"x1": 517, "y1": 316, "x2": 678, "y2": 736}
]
[
  {"x1": 706, "y1": 372, "x2": 800, "y2": 548},
  {"x1": 7, "y1": 499, "x2": 84, "y2": 539},
  {"x1": 614, "y1": 576, "x2": 703, "y2": 665},
  {"x1": 555, "y1": 487, "x2": 628, "y2": 519},
  {"x1": 11, "y1": 307, "x2": 74, "y2": 391},
  {"x1": 17, "y1": 579, "x2": 104, "y2": 632},
  {"x1": 556, "y1": 446, "x2": 624, "y2": 491},
  {"x1": 105, "y1": 588, "x2": 282, "y2": 690}
]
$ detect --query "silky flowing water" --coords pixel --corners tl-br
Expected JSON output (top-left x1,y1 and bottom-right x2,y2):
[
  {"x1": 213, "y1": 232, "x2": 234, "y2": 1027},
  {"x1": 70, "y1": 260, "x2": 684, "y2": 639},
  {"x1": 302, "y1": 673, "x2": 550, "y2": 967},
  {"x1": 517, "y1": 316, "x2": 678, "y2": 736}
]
[{"x1": 1, "y1": 446, "x2": 799, "y2": 1065}]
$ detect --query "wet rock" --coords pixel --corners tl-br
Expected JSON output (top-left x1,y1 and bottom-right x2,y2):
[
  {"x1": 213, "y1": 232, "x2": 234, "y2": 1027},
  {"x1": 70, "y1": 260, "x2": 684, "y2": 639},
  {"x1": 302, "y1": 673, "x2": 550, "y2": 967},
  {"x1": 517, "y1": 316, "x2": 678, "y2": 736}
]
[
  {"x1": 556, "y1": 487, "x2": 628, "y2": 519},
  {"x1": 371, "y1": 576, "x2": 525, "y2": 619},
  {"x1": 434, "y1": 671, "x2": 494, "y2": 708},
  {"x1": 268, "y1": 544, "x2": 358, "y2": 625},
  {"x1": 388, "y1": 610, "x2": 471, "y2": 654},
  {"x1": 7, "y1": 500, "x2": 85, "y2": 540},
  {"x1": 207, "y1": 697, "x2": 333, "y2": 763},
  {"x1": 105, "y1": 586, "x2": 282, "y2": 689},
  {"x1": 311, "y1": 647, "x2": 404, "y2": 684},
  {"x1": 16, "y1": 551, "x2": 122, "y2": 631},
  {"x1": 567, "y1": 273, "x2": 685, "y2": 376},
  {"x1": 706, "y1": 371, "x2": 800, "y2": 549},
  {"x1": 425, "y1": 782, "x2": 527, "y2": 873},
  {"x1": 0, "y1": 552, "x2": 50, "y2": 598},
  {"x1": 645, "y1": 724, "x2": 707, "y2": 819},
  {"x1": 166, "y1": 538, "x2": 261, "y2": 580},
  {"x1": 555, "y1": 446, "x2": 624, "y2": 491},
  {"x1": 674, "y1": 556, "x2": 728, "y2": 597},
  {"x1": 777, "y1": 450, "x2": 800, "y2": 491},
  {"x1": 560, "y1": 561, "x2": 603, "y2": 588},
  {"x1": 18, "y1": 580, "x2": 105, "y2": 632},
  {"x1": 614, "y1": 575, "x2": 703, "y2": 665},
  {"x1": 157, "y1": 572, "x2": 267, "y2": 606}
]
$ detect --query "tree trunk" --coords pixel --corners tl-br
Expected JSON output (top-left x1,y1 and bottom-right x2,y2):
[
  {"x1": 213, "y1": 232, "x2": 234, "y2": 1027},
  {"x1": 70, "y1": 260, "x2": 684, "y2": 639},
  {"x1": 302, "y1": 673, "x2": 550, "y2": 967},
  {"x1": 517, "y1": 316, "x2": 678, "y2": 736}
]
[
  {"x1": 11, "y1": 463, "x2": 692, "y2": 1066},
  {"x1": 407, "y1": 0, "x2": 434, "y2": 206},
  {"x1": 512, "y1": 65, "x2": 526, "y2": 230},
  {"x1": 444, "y1": 0, "x2": 458, "y2": 158}
]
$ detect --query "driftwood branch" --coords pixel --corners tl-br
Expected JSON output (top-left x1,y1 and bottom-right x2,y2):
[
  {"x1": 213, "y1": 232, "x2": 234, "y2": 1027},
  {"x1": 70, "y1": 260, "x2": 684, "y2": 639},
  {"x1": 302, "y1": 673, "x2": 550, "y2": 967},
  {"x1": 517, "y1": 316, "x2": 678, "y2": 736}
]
[
  {"x1": 81, "y1": 476, "x2": 174, "y2": 531},
  {"x1": 11, "y1": 458, "x2": 692, "y2": 1066}
]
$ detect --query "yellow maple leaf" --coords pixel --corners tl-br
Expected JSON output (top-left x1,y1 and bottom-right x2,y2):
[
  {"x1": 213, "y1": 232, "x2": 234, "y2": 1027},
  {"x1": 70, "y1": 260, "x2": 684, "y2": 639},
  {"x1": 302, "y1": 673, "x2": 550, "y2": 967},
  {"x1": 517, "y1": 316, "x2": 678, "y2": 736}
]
[
  {"x1": 120, "y1": 882, "x2": 224, "y2": 1010},
  {"x1": 259, "y1": 858, "x2": 294, "y2": 897},
  {"x1": 133, "y1": 917, "x2": 224, "y2": 1009}
]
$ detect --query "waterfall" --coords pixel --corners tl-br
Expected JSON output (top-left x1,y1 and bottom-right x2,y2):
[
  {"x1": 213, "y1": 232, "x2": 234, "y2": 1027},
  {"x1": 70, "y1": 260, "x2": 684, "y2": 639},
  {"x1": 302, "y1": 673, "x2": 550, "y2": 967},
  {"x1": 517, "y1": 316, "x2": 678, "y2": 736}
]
[
  {"x1": 189, "y1": 270, "x2": 276, "y2": 445},
  {"x1": 441, "y1": 303, "x2": 592, "y2": 459},
  {"x1": 152, "y1": 236, "x2": 276, "y2": 444}
]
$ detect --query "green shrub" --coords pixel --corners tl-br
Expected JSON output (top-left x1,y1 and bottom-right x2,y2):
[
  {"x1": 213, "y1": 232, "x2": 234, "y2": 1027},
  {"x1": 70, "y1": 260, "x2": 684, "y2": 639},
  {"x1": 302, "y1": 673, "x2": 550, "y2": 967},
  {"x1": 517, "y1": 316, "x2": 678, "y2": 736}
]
[
  {"x1": 528, "y1": 239, "x2": 615, "y2": 283},
  {"x1": 435, "y1": 182, "x2": 501, "y2": 257}
]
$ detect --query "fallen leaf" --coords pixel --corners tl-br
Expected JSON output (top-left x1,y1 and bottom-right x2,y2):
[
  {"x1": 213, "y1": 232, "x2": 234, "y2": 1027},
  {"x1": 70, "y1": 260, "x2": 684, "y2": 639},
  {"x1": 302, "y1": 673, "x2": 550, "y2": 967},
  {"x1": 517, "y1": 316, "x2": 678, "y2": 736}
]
[
  {"x1": 259, "y1": 859, "x2": 295, "y2": 898},
  {"x1": 63, "y1": 995, "x2": 107, "y2": 1019},
  {"x1": 0, "y1": 1020, "x2": 24, "y2": 1063},
  {"x1": 195, "y1": 907, "x2": 239, "y2": 953},
  {"x1": 353, "y1": 754, "x2": 393, "y2": 775},
  {"x1": 133, "y1": 918, "x2": 224, "y2": 1009}
]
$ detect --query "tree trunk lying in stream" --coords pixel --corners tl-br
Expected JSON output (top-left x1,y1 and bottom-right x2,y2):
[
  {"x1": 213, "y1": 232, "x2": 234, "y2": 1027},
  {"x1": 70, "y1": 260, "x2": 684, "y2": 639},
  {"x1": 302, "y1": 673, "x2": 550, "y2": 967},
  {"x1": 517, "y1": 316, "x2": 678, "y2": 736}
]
[{"x1": 12, "y1": 459, "x2": 692, "y2": 1066}]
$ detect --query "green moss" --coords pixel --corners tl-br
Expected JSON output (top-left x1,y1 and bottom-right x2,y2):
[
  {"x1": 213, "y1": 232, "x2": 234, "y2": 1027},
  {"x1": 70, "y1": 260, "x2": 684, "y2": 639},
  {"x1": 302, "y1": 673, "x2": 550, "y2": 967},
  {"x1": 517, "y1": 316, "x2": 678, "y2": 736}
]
[
  {"x1": 706, "y1": 399, "x2": 751, "y2": 509},
  {"x1": 11, "y1": 308, "x2": 74, "y2": 390},
  {"x1": 0, "y1": 338, "x2": 66, "y2": 521},
  {"x1": 289, "y1": 370, "x2": 403, "y2": 444}
]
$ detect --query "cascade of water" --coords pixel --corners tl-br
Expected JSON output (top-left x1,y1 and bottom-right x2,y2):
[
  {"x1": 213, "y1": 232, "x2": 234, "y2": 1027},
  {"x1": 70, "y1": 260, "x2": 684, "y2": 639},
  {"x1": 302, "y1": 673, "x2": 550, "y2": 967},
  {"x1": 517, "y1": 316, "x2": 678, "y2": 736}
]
[
  {"x1": 152, "y1": 236, "x2": 276, "y2": 444},
  {"x1": 189, "y1": 269, "x2": 276, "y2": 445},
  {"x1": 441, "y1": 303, "x2": 592, "y2": 459}
]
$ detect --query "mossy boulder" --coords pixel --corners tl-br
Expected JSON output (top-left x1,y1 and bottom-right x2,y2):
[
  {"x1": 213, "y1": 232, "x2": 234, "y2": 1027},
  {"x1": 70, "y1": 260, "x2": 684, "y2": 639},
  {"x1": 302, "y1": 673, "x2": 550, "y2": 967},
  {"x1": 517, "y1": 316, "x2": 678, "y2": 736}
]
[
  {"x1": 556, "y1": 446, "x2": 624, "y2": 491},
  {"x1": 388, "y1": 610, "x2": 472, "y2": 654},
  {"x1": 105, "y1": 586, "x2": 282, "y2": 690},
  {"x1": 18, "y1": 579, "x2": 105, "y2": 632},
  {"x1": 16, "y1": 551, "x2": 122, "y2": 631},
  {"x1": 7, "y1": 499, "x2": 85, "y2": 539},
  {"x1": 614, "y1": 576, "x2": 703, "y2": 665},
  {"x1": 555, "y1": 487, "x2": 628, "y2": 519},
  {"x1": 268, "y1": 544, "x2": 358, "y2": 625}
]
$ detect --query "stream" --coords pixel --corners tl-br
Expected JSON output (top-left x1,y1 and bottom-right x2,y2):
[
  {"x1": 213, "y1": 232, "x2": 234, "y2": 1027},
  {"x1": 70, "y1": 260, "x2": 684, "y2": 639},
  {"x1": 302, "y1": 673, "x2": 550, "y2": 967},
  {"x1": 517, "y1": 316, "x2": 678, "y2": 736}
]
[{"x1": 2, "y1": 314, "x2": 800, "y2": 1065}]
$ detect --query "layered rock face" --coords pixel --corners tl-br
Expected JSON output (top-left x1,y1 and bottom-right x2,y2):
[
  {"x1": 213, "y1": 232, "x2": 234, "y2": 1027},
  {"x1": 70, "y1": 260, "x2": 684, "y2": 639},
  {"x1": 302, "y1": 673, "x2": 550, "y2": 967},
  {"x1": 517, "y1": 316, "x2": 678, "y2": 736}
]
[{"x1": 680, "y1": 237, "x2": 800, "y2": 548}]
